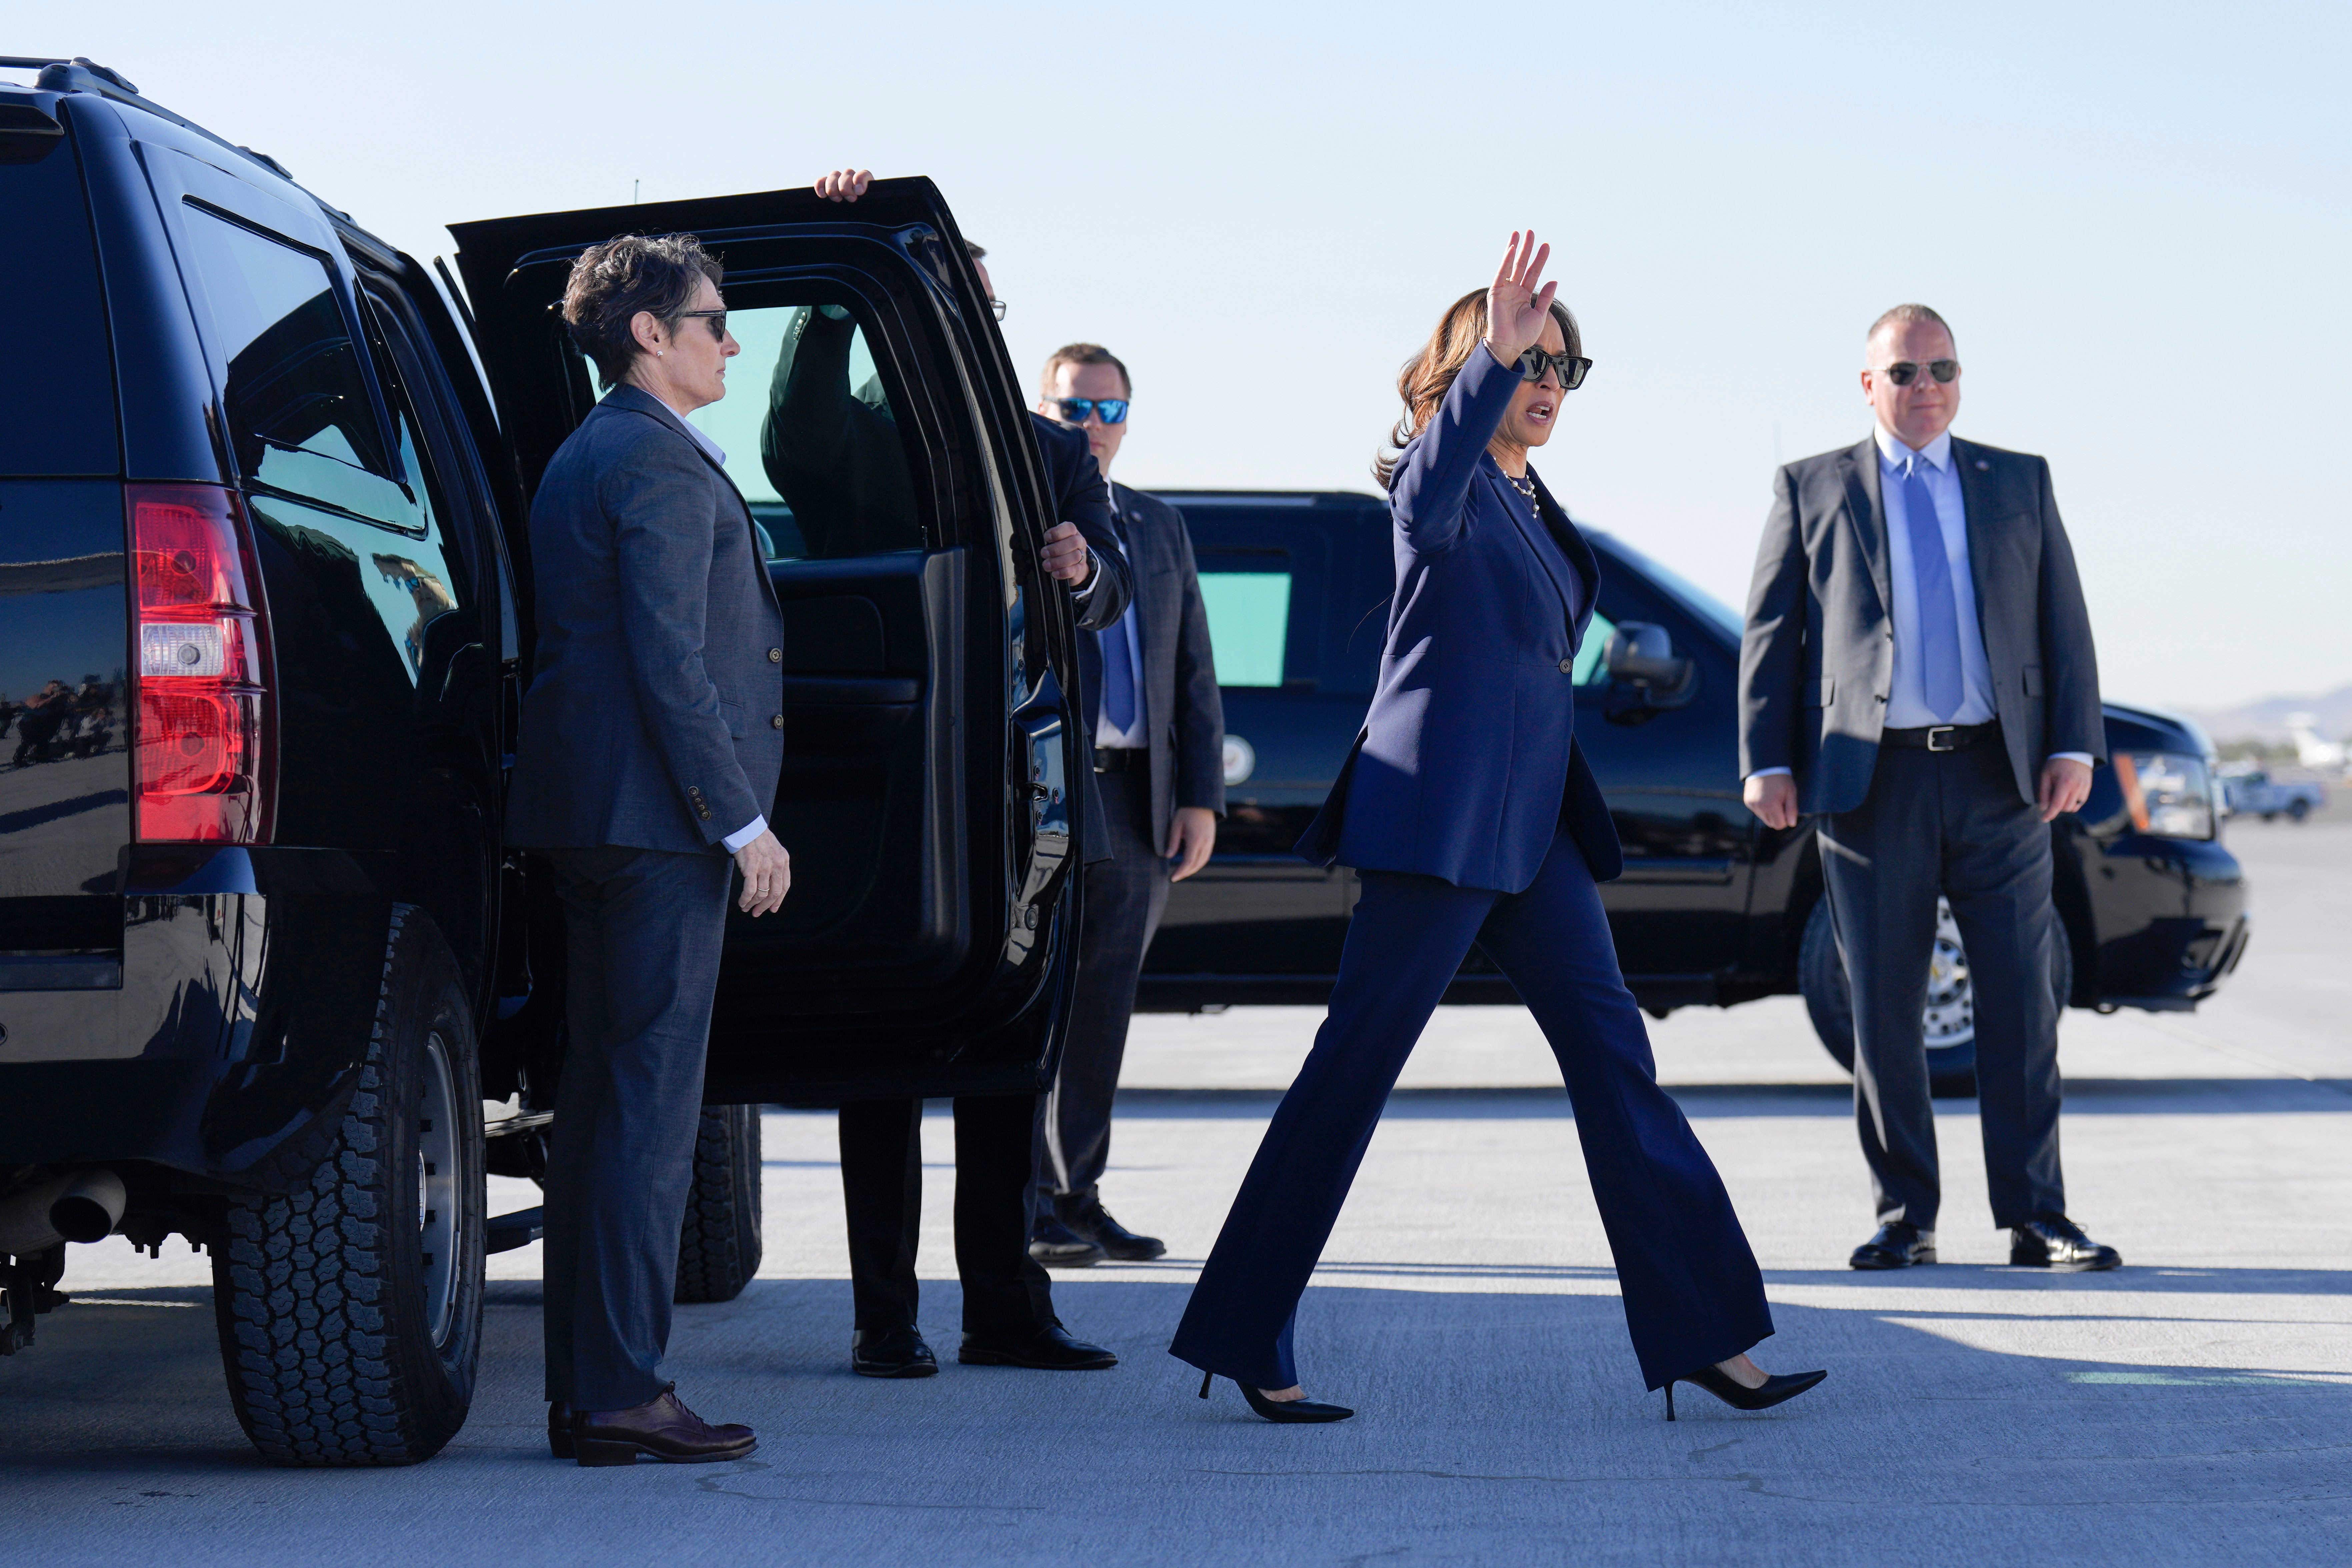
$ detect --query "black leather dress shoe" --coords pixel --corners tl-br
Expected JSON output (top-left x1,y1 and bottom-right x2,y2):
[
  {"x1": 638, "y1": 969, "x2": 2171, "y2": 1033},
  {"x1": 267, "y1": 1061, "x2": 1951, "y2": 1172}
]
[
  {"x1": 2010, "y1": 1215, "x2": 2121, "y2": 1271},
  {"x1": 1850, "y1": 1221, "x2": 1937, "y2": 1270},
  {"x1": 548, "y1": 1402, "x2": 573, "y2": 1458},
  {"x1": 1028, "y1": 1209, "x2": 1106, "y2": 1269},
  {"x1": 571, "y1": 1386, "x2": 755, "y2": 1467},
  {"x1": 851, "y1": 1325, "x2": 939, "y2": 1378},
  {"x1": 959, "y1": 1321, "x2": 1118, "y2": 1370},
  {"x1": 1064, "y1": 1196, "x2": 1166, "y2": 1262}
]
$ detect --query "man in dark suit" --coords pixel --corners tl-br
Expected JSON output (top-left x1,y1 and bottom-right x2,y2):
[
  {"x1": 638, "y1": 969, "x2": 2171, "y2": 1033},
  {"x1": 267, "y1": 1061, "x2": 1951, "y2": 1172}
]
[
  {"x1": 781, "y1": 168, "x2": 1133, "y2": 1379},
  {"x1": 1023, "y1": 344, "x2": 1224, "y2": 1269},
  {"x1": 1739, "y1": 303, "x2": 2119, "y2": 1273},
  {"x1": 509, "y1": 235, "x2": 787, "y2": 1464}
]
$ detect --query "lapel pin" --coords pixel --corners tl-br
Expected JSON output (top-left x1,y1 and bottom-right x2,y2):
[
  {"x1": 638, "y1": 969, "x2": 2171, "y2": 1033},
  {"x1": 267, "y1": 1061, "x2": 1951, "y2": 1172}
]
[{"x1": 1974, "y1": 460, "x2": 1990, "y2": 470}]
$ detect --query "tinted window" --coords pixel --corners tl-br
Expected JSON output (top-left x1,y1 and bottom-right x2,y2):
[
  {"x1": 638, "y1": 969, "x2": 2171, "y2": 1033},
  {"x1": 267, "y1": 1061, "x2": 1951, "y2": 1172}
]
[
  {"x1": 1197, "y1": 566, "x2": 1291, "y2": 687},
  {"x1": 571, "y1": 298, "x2": 924, "y2": 562},
  {"x1": 0, "y1": 123, "x2": 117, "y2": 475},
  {"x1": 1573, "y1": 608, "x2": 1615, "y2": 685},
  {"x1": 174, "y1": 204, "x2": 410, "y2": 525}
]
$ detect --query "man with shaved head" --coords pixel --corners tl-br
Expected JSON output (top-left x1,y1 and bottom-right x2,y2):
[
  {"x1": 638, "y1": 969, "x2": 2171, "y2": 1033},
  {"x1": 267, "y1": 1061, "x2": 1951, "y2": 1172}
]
[{"x1": 1739, "y1": 305, "x2": 2117, "y2": 1275}]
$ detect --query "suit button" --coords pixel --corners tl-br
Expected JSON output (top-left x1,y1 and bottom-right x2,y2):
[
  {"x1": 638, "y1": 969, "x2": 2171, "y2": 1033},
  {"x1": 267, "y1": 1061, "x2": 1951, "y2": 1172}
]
[
  {"x1": 771, "y1": 714, "x2": 784, "y2": 729},
  {"x1": 1558, "y1": 658, "x2": 1573, "y2": 674},
  {"x1": 769, "y1": 648, "x2": 783, "y2": 663}
]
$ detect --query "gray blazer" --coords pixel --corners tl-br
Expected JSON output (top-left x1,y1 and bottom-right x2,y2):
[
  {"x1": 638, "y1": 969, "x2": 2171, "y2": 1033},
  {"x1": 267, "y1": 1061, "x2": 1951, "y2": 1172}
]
[
  {"x1": 1738, "y1": 433, "x2": 2103, "y2": 816},
  {"x1": 1104, "y1": 482, "x2": 1225, "y2": 839},
  {"x1": 507, "y1": 385, "x2": 787, "y2": 853}
]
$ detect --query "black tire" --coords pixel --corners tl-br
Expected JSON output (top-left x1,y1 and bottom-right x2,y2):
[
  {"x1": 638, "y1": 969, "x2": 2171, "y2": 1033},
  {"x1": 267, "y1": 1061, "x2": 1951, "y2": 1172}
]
[
  {"x1": 2288, "y1": 798, "x2": 2311, "y2": 822},
  {"x1": 211, "y1": 906, "x2": 485, "y2": 1466},
  {"x1": 673, "y1": 1104, "x2": 763, "y2": 1304},
  {"x1": 1798, "y1": 897, "x2": 2072, "y2": 1100}
]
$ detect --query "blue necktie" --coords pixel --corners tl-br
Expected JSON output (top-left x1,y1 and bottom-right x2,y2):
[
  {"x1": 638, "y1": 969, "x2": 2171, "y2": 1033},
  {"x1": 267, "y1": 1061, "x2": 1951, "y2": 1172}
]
[
  {"x1": 1099, "y1": 617, "x2": 1137, "y2": 736},
  {"x1": 1900, "y1": 453, "x2": 1965, "y2": 721}
]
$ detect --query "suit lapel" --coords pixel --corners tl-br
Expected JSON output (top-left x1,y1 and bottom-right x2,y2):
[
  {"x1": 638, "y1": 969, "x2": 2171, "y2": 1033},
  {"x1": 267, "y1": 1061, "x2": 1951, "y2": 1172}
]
[
  {"x1": 1949, "y1": 435, "x2": 1998, "y2": 655},
  {"x1": 1838, "y1": 436, "x2": 1893, "y2": 618},
  {"x1": 605, "y1": 386, "x2": 781, "y2": 615},
  {"x1": 1492, "y1": 459, "x2": 1576, "y2": 635},
  {"x1": 1526, "y1": 468, "x2": 1600, "y2": 644}
]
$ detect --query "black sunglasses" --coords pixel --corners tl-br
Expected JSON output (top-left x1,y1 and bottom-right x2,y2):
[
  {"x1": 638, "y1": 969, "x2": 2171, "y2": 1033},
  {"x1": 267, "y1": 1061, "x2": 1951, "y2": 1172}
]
[
  {"x1": 1516, "y1": 348, "x2": 1591, "y2": 390},
  {"x1": 1047, "y1": 396, "x2": 1128, "y2": 425},
  {"x1": 677, "y1": 308, "x2": 729, "y2": 340},
  {"x1": 1878, "y1": 358, "x2": 1959, "y2": 386}
]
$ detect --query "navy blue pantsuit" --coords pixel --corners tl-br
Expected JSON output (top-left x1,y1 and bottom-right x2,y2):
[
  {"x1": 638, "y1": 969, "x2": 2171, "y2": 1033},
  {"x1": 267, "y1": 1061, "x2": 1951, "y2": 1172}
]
[
  {"x1": 1168, "y1": 827, "x2": 1773, "y2": 1392},
  {"x1": 1172, "y1": 338, "x2": 1774, "y2": 1394}
]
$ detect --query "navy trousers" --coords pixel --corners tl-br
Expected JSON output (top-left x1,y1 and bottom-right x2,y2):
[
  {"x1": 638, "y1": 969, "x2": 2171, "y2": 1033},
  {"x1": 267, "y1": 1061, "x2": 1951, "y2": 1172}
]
[
  {"x1": 540, "y1": 844, "x2": 735, "y2": 1409},
  {"x1": 1169, "y1": 828, "x2": 1774, "y2": 1392}
]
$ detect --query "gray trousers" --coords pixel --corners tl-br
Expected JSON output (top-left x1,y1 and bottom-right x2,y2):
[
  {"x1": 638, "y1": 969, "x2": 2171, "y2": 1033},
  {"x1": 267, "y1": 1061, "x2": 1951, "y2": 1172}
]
[
  {"x1": 1819, "y1": 738, "x2": 2066, "y2": 1231},
  {"x1": 540, "y1": 844, "x2": 734, "y2": 1409},
  {"x1": 1041, "y1": 762, "x2": 1169, "y2": 1204}
]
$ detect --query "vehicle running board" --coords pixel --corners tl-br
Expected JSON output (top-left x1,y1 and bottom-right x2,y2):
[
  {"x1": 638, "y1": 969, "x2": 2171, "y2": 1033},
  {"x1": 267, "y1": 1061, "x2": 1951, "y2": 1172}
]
[{"x1": 485, "y1": 1206, "x2": 544, "y2": 1255}]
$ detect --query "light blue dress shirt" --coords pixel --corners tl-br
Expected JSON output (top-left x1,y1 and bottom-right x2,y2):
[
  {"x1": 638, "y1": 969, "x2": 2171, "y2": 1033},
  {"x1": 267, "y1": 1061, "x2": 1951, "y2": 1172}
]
[
  {"x1": 1750, "y1": 426, "x2": 2089, "y2": 780},
  {"x1": 1094, "y1": 491, "x2": 1148, "y2": 748}
]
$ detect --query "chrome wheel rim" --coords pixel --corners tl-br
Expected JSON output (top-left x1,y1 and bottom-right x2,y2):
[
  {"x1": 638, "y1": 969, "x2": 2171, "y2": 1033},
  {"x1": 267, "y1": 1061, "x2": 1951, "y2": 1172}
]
[
  {"x1": 1922, "y1": 898, "x2": 1975, "y2": 1049},
  {"x1": 417, "y1": 1029, "x2": 460, "y2": 1348}
]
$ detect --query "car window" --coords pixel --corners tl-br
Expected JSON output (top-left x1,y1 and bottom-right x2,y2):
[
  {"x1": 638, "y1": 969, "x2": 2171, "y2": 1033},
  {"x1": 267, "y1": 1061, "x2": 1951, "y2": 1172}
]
[
  {"x1": 174, "y1": 204, "x2": 410, "y2": 525},
  {"x1": 1196, "y1": 558, "x2": 1291, "y2": 687},
  {"x1": 1592, "y1": 531, "x2": 1743, "y2": 643},
  {"x1": 1573, "y1": 609, "x2": 1616, "y2": 685},
  {"x1": 0, "y1": 128, "x2": 117, "y2": 476},
  {"x1": 242, "y1": 300, "x2": 469, "y2": 689},
  {"x1": 572, "y1": 300, "x2": 923, "y2": 563}
]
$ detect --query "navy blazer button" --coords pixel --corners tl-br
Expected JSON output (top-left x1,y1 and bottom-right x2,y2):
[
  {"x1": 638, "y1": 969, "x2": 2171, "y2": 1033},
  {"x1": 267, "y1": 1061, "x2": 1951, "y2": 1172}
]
[
  {"x1": 771, "y1": 714, "x2": 784, "y2": 729},
  {"x1": 769, "y1": 648, "x2": 783, "y2": 663},
  {"x1": 1558, "y1": 658, "x2": 1573, "y2": 674}
]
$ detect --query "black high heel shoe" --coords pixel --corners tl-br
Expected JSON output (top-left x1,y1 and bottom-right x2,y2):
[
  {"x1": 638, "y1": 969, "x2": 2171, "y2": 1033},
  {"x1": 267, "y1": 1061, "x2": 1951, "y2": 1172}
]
[
  {"x1": 1663, "y1": 1364, "x2": 1827, "y2": 1421},
  {"x1": 1198, "y1": 1370, "x2": 1355, "y2": 1424}
]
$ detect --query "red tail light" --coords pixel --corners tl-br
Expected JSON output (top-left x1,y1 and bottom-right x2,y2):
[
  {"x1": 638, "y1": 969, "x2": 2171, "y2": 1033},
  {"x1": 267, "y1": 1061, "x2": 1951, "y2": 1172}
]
[{"x1": 128, "y1": 484, "x2": 274, "y2": 843}]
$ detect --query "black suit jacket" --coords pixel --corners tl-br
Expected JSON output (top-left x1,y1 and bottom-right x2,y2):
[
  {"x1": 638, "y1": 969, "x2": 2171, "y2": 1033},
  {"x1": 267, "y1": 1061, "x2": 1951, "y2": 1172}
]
[
  {"x1": 1738, "y1": 433, "x2": 2103, "y2": 815},
  {"x1": 1078, "y1": 482, "x2": 1225, "y2": 845}
]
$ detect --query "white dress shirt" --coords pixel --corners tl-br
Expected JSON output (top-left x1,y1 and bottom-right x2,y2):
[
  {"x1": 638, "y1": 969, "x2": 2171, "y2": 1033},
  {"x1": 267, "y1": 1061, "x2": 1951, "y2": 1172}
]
[{"x1": 1749, "y1": 426, "x2": 2089, "y2": 780}]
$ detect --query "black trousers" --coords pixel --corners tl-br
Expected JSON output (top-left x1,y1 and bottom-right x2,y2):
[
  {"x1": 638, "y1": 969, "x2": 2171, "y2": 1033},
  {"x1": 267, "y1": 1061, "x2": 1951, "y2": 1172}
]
[
  {"x1": 1041, "y1": 761, "x2": 1169, "y2": 1206},
  {"x1": 1820, "y1": 738, "x2": 2067, "y2": 1230},
  {"x1": 540, "y1": 844, "x2": 734, "y2": 1409},
  {"x1": 838, "y1": 1094, "x2": 1057, "y2": 1337},
  {"x1": 1170, "y1": 827, "x2": 1771, "y2": 1393}
]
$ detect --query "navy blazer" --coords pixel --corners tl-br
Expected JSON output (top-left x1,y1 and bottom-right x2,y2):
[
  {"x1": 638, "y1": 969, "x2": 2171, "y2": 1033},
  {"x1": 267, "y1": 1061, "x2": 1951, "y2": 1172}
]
[
  {"x1": 1298, "y1": 344, "x2": 1621, "y2": 893},
  {"x1": 507, "y1": 385, "x2": 787, "y2": 853}
]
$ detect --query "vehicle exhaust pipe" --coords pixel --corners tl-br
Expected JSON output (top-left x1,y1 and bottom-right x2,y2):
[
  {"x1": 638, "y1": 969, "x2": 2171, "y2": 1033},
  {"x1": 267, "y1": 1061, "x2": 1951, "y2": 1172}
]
[{"x1": 0, "y1": 1169, "x2": 126, "y2": 1255}]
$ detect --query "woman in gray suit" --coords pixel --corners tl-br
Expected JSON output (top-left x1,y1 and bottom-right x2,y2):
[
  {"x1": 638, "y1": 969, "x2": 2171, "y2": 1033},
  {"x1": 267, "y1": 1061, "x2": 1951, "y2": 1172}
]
[{"x1": 508, "y1": 234, "x2": 790, "y2": 1466}]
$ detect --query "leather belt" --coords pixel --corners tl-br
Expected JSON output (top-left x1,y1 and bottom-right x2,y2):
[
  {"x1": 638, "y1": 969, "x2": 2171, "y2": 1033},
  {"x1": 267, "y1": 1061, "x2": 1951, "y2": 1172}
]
[
  {"x1": 1093, "y1": 746, "x2": 1145, "y2": 774},
  {"x1": 1881, "y1": 721, "x2": 2000, "y2": 752}
]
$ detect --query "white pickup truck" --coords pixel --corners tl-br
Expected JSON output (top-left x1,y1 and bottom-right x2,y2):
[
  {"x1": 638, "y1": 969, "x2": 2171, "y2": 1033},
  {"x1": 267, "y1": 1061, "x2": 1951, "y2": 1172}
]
[{"x1": 2222, "y1": 768, "x2": 2328, "y2": 821}]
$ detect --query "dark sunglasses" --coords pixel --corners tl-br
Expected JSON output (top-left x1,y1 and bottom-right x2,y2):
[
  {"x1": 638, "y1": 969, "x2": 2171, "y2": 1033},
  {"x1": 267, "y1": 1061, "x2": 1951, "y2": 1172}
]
[
  {"x1": 677, "y1": 308, "x2": 729, "y2": 340},
  {"x1": 1047, "y1": 396, "x2": 1128, "y2": 425},
  {"x1": 1516, "y1": 348, "x2": 1591, "y2": 389},
  {"x1": 1878, "y1": 358, "x2": 1959, "y2": 386}
]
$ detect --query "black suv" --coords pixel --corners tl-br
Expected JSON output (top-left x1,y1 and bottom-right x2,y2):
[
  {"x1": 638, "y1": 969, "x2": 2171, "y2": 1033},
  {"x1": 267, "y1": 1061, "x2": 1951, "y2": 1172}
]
[
  {"x1": 0, "y1": 59, "x2": 1093, "y2": 1465},
  {"x1": 1141, "y1": 491, "x2": 2252, "y2": 1091}
]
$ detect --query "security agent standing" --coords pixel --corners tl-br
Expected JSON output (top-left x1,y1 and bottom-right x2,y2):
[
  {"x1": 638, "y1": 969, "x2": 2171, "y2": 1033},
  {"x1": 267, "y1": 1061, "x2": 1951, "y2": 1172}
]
[
  {"x1": 789, "y1": 168, "x2": 1134, "y2": 1378},
  {"x1": 1025, "y1": 344, "x2": 1224, "y2": 1269},
  {"x1": 1739, "y1": 303, "x2": 2120, "y2": 1273}
]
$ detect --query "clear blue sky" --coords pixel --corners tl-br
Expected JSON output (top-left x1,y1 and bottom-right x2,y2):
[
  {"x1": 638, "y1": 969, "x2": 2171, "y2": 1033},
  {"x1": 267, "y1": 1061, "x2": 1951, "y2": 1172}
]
[{"x1": 25, "y1": 1, "x2": 2350, "y2": 711}]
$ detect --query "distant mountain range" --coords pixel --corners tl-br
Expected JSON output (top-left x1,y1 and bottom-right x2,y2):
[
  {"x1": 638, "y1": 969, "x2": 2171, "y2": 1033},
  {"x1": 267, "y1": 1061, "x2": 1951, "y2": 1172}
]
[{"x1": 2179, "y1": 684, "x2": 2352, "y2": 743}]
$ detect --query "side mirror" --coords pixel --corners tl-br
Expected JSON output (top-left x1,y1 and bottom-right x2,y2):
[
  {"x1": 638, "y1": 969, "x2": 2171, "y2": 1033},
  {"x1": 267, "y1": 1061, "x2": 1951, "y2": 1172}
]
[{"x1": 1603, "y1": 621, "x2": 1695, "y2": 706}]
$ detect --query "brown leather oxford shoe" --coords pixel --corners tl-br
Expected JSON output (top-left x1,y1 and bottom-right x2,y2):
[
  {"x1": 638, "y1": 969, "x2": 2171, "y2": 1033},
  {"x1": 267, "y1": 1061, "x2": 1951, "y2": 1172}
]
[{"x1": 570, "y1": 1385, "x2": 756, "y2": 1467}]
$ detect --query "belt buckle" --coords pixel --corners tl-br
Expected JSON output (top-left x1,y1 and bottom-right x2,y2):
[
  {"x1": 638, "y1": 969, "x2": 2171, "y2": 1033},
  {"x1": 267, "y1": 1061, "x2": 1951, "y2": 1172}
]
[{"x1": 1926, "y1": 725, "x2": 1957, "y2": 752}]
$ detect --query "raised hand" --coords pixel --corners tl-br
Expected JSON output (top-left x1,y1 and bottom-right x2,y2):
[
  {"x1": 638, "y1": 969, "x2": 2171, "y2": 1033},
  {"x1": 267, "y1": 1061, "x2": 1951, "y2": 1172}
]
[
  {"x1": 814, "y1": 168, "x2": 872, "y2": 202},
  {"x1": 1483, "y1": 230, "x2": 1557, "y2": 367}
]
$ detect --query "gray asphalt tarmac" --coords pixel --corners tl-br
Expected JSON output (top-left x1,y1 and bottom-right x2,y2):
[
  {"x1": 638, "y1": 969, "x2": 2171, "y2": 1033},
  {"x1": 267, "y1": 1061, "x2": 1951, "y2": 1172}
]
[{"x1": 4, "y1": 813, "x2": 2346, "y2": 1566}]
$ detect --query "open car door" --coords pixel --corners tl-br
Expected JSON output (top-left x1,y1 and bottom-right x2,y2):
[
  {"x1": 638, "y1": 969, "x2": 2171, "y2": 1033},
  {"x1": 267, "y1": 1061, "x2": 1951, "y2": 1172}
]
[{"x1": 450, "y1": 179, "x2": 1083, "y2": 1103}]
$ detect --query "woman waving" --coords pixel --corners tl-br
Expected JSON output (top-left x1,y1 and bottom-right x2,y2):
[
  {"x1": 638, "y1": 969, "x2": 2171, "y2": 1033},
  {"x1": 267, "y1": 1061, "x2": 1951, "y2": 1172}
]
[{"x1": 1170, "y1": 233, "x2": 1825, "y2": 1425}]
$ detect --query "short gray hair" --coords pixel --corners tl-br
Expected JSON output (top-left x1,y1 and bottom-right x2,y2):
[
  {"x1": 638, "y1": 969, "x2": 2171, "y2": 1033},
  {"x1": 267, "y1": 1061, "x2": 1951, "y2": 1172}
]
[
  {"x1": 1867, "y1": 302, "x2": 1955, "y2": 354},
  {"x1": 562, "y1": 234, "x2": 723, "y2": 389}
]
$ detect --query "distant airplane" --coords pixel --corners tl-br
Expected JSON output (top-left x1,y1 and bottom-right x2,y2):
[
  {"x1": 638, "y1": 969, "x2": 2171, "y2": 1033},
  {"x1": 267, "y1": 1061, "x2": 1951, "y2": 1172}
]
[{"x1": 2284, "y1": 712, "x2": 2348, "y2": 769}]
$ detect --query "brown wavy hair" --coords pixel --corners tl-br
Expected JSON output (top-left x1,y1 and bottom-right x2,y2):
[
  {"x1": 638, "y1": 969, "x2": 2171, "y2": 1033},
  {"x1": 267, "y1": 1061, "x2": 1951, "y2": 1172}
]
[{"x1": 1374, "y1": 289, "x2": 1581, "y2": 488}]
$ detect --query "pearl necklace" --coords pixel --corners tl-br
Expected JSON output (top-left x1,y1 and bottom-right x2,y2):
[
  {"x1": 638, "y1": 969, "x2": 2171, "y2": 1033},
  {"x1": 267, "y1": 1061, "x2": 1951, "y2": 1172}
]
[{"x1": 1506, "y1": 470, "x2": 1538, "y2": 502}]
